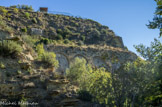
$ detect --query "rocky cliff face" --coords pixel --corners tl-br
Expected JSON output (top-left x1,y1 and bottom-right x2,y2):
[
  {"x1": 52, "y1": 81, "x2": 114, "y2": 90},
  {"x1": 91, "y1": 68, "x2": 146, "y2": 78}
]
[{"x1": 0, "y1": 56, "x2": 104, "y2": 107}]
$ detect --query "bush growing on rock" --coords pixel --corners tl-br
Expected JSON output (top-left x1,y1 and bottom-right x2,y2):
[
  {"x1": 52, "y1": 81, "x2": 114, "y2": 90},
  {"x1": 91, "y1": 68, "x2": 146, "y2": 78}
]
[
  {"x1": 66, "y1": 57, "x2": 91, "y2": 83},
  {"x1": 66, "y1": 58, "x2": 112, "y2": 104},
  {"x1": 0, "y1": 19, "x2": 14, "y2": 33},
  {"x1": 21, "y1": 27, "x2": 27, "y2": 33},
  {"x1": 64, "y1": 39, "x2": 70, "y2": 44},
  {"x1": 32, "y1": 18, "x2": 37, "y2": 23},
  {"x1": 0, "y1": 40, "x2": 22, "y2": 57},
  {"x1": 0, "y1": 62, "x2": 5, "y2": 69},
  {"x1": 17, "y1": 5, "x2": 33, "y2": 11},
  {"x1": 39, "y1": 52, "x2": 59, "y2": 68},
  {"x1": 25, "y1": 12, "x2": 30, "y2": 19},
  {"x1": 36, "y1": 44, "x2": 58, "y2": 68},
  {"x1": 56, "y1": 34, "x2": 63, "y2": 40},
  {"x1": 0, "y1": 7, "x2": 8, "y2": 15},
  {"x1": 13, "y1": 8, "x2": 19, "y2": 13},
  {"x1": 21, "y1": 35, "x2": 37, "y2": 47}
]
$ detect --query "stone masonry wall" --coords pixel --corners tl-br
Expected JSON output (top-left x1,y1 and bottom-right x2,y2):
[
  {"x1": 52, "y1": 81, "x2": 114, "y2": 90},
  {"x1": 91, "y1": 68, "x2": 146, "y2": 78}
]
[{"x1": 46, "y1": 45, "x2": 137, "y2": 73}]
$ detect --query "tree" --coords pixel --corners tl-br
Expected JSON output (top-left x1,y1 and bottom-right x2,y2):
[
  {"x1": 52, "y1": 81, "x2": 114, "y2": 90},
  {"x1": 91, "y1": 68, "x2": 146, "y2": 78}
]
[
  {"x1": 147, "y1": 0, "x2": 162, "y2": 37},
  {"x1": 66, "y1": 58, "x2": 113, "y2": 105},
  {"x1": 133, "y1": 1, "x2": 162, "y2": 104},
  {"x1": 134, "y1": 39, "x2": 162, "y2": 106}
]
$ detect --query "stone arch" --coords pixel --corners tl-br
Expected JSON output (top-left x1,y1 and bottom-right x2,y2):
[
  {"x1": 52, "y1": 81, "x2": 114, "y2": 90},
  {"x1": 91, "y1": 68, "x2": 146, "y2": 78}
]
[
  {"x1": 55, "y1": 52, "x2": 69, "y2": 73},
  {"x1": 73, "y1": 54, "x2": 88, "y2": 64},
  {"x1": 92, "y1": 56, "x2": 107, "y2": 68}
]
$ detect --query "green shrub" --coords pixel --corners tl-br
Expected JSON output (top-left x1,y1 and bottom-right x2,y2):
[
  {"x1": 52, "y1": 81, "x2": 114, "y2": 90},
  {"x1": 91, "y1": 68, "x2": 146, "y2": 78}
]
[
  {"x1": 81, "y1": 35, "x2": 85, "y2": 41},
  {"x1": 39, "y1": 52, "x2": 58, "y2": 67},
  {"x1": 0, "y1": 40, "x2": 23, "y2": 57},
  {"x1": 66, "y1": 57, "x2": 92, "y2": 84},
  {"x1": 0, "y1": 15, "x2": 2, "y2": 20},
  {"x1": 25, "y1": 12, "x2": 30, "y2": 19},
  {"x1": 57, "y1": 29, "x2": 62, "y2": 34},
  {"x1": 17, "y1": 5, "x2": 33, "y2": 11},
  {"x1": 92, "y1": 29, "x2": 100, "y2": 38},
  {"x1": 36, "y1": 44, "x2": 58, "y2": 68},
  {"x1": 10, "y1": 5, "x2": 17, "y2": 8},
  {"x1": 64, "y1": 39, "x2": 70, "y2": 44},
  {"x1": 56, "y1": 34, "x2": 63, "y2": 40},
  {"x1": 0, "y1": 20, "x2": 6, "y2": 27},
  {"x1": 39, "y1": 38, "x2": 50, "y2": 45},
  {"x1": 5, "y1": 26, "x2": 13, "y2": 33},
  {"x1": 0, "y1": 7, "x2": 8, "y2": 15},
  {"x1": 0, "y1": 19, "x2": 13, "y2": 33},
  {"x1": 21, "y1": 35, "x2": 38, "y2": 47},
  {"x1": 36, "y1": 44, "x2": 45, "y2": 56},
  {"x1": 13, "y1": 8, "x2": 19, "y2": 13},
  {"x1": 66, "y1": 58, "x2": 112, "y2": 104},
  {"x1": 21, "y1": 27, "x2": 27, "y2": 33},
  {"x1": 0, "y1": 62, "x2": 5, "y2": 69},
  {"x1": 32, "y1": 18, "x2": 37, "y2": 23},
  {"x1": 101, "y1": 29, "x2": 108, "y2": 35}
]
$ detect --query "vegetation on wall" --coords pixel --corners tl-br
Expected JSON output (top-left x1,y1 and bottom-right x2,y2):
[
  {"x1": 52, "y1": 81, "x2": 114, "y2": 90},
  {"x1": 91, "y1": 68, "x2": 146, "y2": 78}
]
[
  {"x1": 66, "y1": 54, "x2": 161, "y2": 106},
  {"x1": 0, "y1": 40, "x2": 22, "y2": 57},
  {"x1": 0, "y1": 5, "x2": 124, "y2": 48},
  {"x1": 36, "y1": 43, "x2": 58, "y2": 68}
]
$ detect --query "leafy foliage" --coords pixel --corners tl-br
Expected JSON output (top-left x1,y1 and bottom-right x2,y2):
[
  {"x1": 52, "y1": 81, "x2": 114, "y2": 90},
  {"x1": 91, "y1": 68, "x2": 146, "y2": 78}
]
[
  {"x1": 0, "y1": 19, "x2": 13, "y2": 33},
  {"x1": 147, "y1": 0, "x2": 162, "y2": 37},
  {"x1": 133, "y1": 38, "x2": 162, "y2": 106},
  {"x1": 134, "y1": 38, "x2": 162, "y2": 61},
  {"x1": 13, "y1": 8, "x2": 19, "y2": 13},
  {"x1": 0, "y1": 40, "x2": 22, "y2": 57},
  {"x1": 0, "y1": 7, "x2": 8, "y2": 15},
  {"x1": 66, "y1": 58, "x2": 112, "y2": 105},
  {"x1": 21, "y1": 27, "x2": 27, "y2": 33},
  {"x1": 36, "y1": 44, "x2": 58, "y2": 68},
  {"x1": 16, "y1": 5, "x2": 33, "y2": 11},
  {"x1": 25, "y1": 12, "x2": 30, "y2": 19},
  {"x1": 0, "y1": 62, "x2": 5, "y2": 69}
]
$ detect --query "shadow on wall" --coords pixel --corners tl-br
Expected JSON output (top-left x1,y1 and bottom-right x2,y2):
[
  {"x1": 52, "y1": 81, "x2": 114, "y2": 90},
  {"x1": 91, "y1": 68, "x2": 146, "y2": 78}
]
[
  {"x1": 54, "y1": 53, "x2": 112, "y2": 74},
  {"x1": 55, "y1": 53, "x2": 69, "y2": 74}
]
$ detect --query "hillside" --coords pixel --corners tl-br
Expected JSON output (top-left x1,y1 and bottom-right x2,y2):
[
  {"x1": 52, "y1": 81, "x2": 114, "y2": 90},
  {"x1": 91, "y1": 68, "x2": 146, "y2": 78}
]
[
  {"x1": 0, "y1": 5, "x2": 140, "y2": 107},
  {"x1": 0, "y1": 5, "x2": 124, "y2": 48}
]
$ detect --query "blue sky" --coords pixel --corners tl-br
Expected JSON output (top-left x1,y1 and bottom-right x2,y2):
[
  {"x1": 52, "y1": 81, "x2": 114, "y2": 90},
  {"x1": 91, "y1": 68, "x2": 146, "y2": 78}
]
[{"x1": 0, "y1": 0, "x2": 160, "y2": 53}]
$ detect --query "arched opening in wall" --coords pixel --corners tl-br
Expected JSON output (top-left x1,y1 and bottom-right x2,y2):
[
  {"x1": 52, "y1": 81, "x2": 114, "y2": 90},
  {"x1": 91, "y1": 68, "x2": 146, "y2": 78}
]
[
  {"x1": 73, "y1": 54, "x2": 88, "y2": 64},
  {"x1": 55, "y1": 53, "x2": 69, "y2": 74},
  {"x1": 92, "y1": 56, "x2": 107, "y2": 69}
]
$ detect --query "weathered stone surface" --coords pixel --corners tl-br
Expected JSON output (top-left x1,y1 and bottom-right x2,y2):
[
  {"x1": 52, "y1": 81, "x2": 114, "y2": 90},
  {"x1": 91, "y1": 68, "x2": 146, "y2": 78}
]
[
  {"x1": 46, "y1": 45, "x2": 137, "y2": 73},
  {"x1": 0, "y1": 30, "x2": 11, "y2": 39},
  {"x1": 0, "y1": 83, "x2": 21, "y2": 96},
  {"x1": 31, "y1": 28, "x2": 42, "y2": 35},
  {"x1": 23, "y1": 82, "x2": 35, "y2": 88},
  {"x1": 48, "y1": 79, "x2": 69, "y2": 84},
  {"x1": 48, "y1": 90, "x2": 61, "y2": 96},
  {"x1": 6, "y1": 36, "x2": 20, "y2": 41},
  {"x1": 22, "y1": 74, "x2": 40, "y2": 80},
  {"x1": 19, "y1": 62, "x2": 31, "y2": 70},
  {"x1": 59, "y1": 98, "x2": 80, "y2": 106},
  {"x1": 55, "y1": 53, "x2": 69, "y2": 74}
]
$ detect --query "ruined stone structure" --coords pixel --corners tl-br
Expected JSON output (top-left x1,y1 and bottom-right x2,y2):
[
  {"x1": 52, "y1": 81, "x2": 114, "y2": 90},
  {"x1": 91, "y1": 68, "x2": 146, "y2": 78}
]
[
  {"x1": 46, "y1": 45, "x2": 137, "y2": 73},
  {"x1": 31, "y1": 28, "x2": 43, "y2": 35}
]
